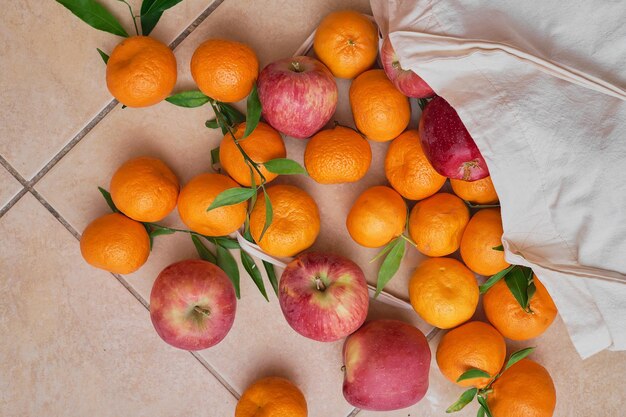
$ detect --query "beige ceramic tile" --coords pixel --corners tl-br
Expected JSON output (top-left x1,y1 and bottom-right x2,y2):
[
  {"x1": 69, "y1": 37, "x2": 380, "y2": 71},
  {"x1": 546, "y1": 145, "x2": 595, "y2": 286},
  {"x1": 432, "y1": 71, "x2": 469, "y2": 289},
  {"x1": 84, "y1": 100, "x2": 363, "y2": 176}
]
[
  {"x1": 0, "y1": 193, "x2": 237, "y2": 416},
  {"x1": 0, "y1": 0, "x2": 212, "y2": 179},
  {"x1": 358, "y1": 316, "x2": 626, "y2": 417},
  {"x1": 0, "y1": 166, "x2": 22, "y2": 208}
]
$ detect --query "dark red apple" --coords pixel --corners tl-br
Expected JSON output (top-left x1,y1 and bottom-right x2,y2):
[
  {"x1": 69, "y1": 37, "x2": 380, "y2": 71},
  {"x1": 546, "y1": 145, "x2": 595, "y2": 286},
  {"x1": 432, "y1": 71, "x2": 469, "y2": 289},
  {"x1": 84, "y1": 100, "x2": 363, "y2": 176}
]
[
  {"x1": 279, "y1": 252, "x2": 369, "y2": 342},
  {"x1": 343, "y1": 319, "x2": 431, "y2": 411},
  {"x1": 150, "y1": 259, "x2": 236, "y2": 350},
  {"x1": 419, "y1": 96, "x2": 489, "y2": 180},
  {"x1": 381, "y1": 36, "x2": 434, "y2": 98},
  {"x1": 257, "y1": 55, "x2": 338, "y2": 138}
]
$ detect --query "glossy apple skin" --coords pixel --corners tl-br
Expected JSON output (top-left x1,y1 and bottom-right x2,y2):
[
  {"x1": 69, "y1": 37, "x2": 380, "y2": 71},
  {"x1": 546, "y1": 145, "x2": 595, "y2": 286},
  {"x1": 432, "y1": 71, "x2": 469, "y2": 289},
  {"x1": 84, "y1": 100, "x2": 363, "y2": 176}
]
[
  {"x1": 257, "y1": 55, "x2": 338, "y2": 138},
  {"x1": 343, "y1": 319, "x2": 431, "y2": 411},
  {"x1": 381, "y1": 36, "x2": 434, "y2": 98},
  {"x1": 149, "y1": 259, "x2": 236, "y2": 351},
  {"x1": 419, "y1": 96, "x2": 489, "y2": 180},
  {"x1": 279, "y1": 252, "x2": 369, "y2": 342}
]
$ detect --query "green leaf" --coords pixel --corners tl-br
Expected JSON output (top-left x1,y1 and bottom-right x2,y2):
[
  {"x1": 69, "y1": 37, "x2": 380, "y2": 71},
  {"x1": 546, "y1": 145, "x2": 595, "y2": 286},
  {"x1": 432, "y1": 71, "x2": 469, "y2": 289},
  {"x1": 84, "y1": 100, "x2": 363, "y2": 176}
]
[
  {"x1": 263, "y1": 261, "x2": 279, "y2": 296},
  {"x1": 143, "y1": 223, "x2": 154, "y2": 250},
  {"x1": 210, "y1": 146, "x2": 220, "y2": 171},
  {"x1": 505, "y1": 347, "x2": 535, "y2": 370},
  {"x1": 417, "y1": 98, "x2": 429, "y2": 111},
  {"x1": 504, "y1": 266, "x2": 530, "y2": 310},
  {"x1": 166, "y1": 90, "x2": 210, "y2": 108},
  {"x1": 216, "y1": 245, "x2": 240, "y2": 298},
  {"x1": 121, "y1": 105, "x2": 127, "y2": 109},
  {"x1": 242, "y1": 84, "x2": 262, "y2": 138},
  {"x1": 213, "y1": 237, "x2": 240, "y2": 250},
  {"x1": 263, "y1": 158, "x2": 307, "y2": 175},
  {"x1": 492, "y1": 244, "x2": 504, "y2": 251},
  {"x1": 56, "y1": 0, "x2": 129, "y2": 37},
  {"x1": 97, "y1": 48, "x2": 109, "y2": 64},
  {"x1": 369, "y1": 239, "x2": 398, "y2": 263},
  {"x1": 149, "y1": 227, "x2": 175, "y2": 238},
  {"x1": 456, "y1": 368, "x2": 491, "y2": 383},
  {"x1": 220, "y1": 103, "x2": 246, "y2": 127},
  {"x1": 476, "y1": 396, "x2": 493, "y2": 417},
  {"x1": 477, "y1": 407, "x2": 486, "y2": 417},
  {"x1": 375, "y1": 237, "x2": 405, "y2": 296},
  {"x1": 206, "y1": 119, "x2": 219, "y2": 129},
  {"x1": 258, "y1": 190, "x2": 273, "y2": 242},
  {"x1": 98, "y1": 186, "x2": 119, "y2": 213},
  {"x1": 191, "y1": 235, "x2": 217, "y2": 264},
  {"x1": 446, "y1": 388, "x2": 477, "y2": 413},
  {"x1": 140, "y1": 0, "x2": 183, "y2": 36},
  {"x1": 241, "y1": 250, "x2": 268, "y2": 301},
  {"x1": 479, "y1": 264, "x2": 515, "y2": 294},
  {"x1": 206, "y1": 187, "x2": 256, "y2": 211}
]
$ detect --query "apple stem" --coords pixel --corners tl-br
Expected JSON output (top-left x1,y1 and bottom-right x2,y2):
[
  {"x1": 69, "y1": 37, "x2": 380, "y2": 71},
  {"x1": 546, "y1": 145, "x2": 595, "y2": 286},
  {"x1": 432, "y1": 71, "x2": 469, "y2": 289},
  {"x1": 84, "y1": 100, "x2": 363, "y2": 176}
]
[
  {"x1": 193, "y1": 306, "x2": 211, "y2": 317},
  {"x1": 315, "y1": 276, "x2": 327, "y2": 291},
  {"x1": 290, "y1": 61, "x2": 303, "y2": 73}
]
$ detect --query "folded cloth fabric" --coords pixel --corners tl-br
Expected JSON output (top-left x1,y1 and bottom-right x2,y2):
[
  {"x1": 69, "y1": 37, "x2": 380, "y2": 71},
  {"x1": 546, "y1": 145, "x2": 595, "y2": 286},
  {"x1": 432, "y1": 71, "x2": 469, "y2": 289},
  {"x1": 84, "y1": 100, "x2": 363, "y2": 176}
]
[{"x1": 371, "y1": 0, "x2": 626, "y2": 358}]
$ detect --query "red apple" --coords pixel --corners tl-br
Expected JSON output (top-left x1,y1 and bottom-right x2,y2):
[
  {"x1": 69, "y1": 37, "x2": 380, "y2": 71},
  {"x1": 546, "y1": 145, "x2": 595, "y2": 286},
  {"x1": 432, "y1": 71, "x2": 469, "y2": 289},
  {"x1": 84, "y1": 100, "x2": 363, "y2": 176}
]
[
  {"x1": 257, "y1": 56, "x2": 338, "y2": 138},
  {"x1": 381, "y1": 36, "x2": 434, "y2": 98},
  {"x1": 150, "y1": 259, "x2": 236, "y2": 350},
  {"x1": 343, "y1": 319, "x2": 431, "y2": 411},
  {"x1": 419, "y1": 96, "x2": 489, "y2": 180},
  {"x1": 279, "y1": 252, "x2": 369, "y2": 342}
]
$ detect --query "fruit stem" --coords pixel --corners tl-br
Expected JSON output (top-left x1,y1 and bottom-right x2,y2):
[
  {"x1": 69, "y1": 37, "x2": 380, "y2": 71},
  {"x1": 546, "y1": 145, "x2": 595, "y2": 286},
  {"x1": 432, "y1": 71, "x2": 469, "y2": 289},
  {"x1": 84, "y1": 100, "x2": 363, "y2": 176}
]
[
  {"x1": 290, "y1": 61, "x2": 303, "y2": 73},
  {"x1": 193, "y1": 306, "x2": 211, "y2": 317},
  {"x1": 208, "y1": 99, "x2": 267, "y2": 184},
  {"x1": 315, "y1": 276, "x2": 327, "y2": 291},
  {"x1": 119, "y1": 0, "x2": 139, "y2": 36}
]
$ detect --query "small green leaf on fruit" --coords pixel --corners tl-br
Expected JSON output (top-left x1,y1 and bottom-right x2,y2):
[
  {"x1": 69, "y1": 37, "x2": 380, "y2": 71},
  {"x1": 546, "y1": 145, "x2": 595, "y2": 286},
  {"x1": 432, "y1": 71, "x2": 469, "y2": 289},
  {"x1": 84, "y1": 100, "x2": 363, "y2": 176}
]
[
  {"x1": 213, "y1": 237, "x2": 240, "y2": 249},
  {"x1": 263, "y1": 158, "x2": 307, "y2": 175},
  {"x1": 191, "y1": 235, "x2": 217, "y2": 264},
  {"x1": 505, "y1": 347, "x2": 535, "y2": 370},
  {"x1": 216, "y1": 244, "x2": 240, "y2": 298},
  {"x1": 477, "y1": 407, "x2": 486, "y2": 417},
  {"x1": 243, "y1": 84, "x2": 262, "y2": 138},
  {"x1": 476, "y1": 396, "x2": 493, "y2": 417},
  {"x1": 97, "y1": 48, "x2": 109, "y2": 64},
  {"x1": 504, "y1": 266, "x2": 530, "y2": 310},
  {"x1": 220, "y1": 103, "x2": 246, "y2": 126},
  {"x1": 456, "y1": 368, "x2": 491, "y2": 383},
  {"x1": 166, "y1": 90, "x2": 210, "y2": 108},
  {"x1": 259, "y1": 190, "x2": 273, "y2": 242},
  {"x1": 207, "y1": 187, "x2": 256, "y2": 211},
  {"x1": 206, "y1": 119, "x2": 219, "y2": 129},
  {"x1": 263, "y1": 260, "x2": 279, "y2": 296},
  {"x1": 98, "y1": 186, "x2": 119, "y2": 213},
  {"x1": 445, "y1": 388, "x2": 477, "y2": 413},
  {"x1": 140, "y1": 0, "x2": 183, "y2": 36},
  {"x1": 479, "y1": 264, "x2": 515, "y2": 294},
  {"x1": 375, "y1": 237, "x2": 405, "y2": 297},
  {"x1": 56, "y1": 0, "x2": 129, "y2": 37},
  {"x1": 492, "y1": 244, "x2": 504, "y2": 251},
  {"x1": 241, "y1": 250, "x2": 268, "y2": 301},
  {"x1": 466, "y1": 202, "x2": 501, "y2": 209}
]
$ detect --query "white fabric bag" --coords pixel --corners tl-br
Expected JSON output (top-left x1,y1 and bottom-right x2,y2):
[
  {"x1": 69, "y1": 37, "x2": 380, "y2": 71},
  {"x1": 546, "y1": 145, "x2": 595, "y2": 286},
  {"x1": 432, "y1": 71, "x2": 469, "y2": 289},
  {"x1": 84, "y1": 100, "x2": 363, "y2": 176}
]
[{"x1": 371, "y1": 0, "x2": 626, "y2": 358}]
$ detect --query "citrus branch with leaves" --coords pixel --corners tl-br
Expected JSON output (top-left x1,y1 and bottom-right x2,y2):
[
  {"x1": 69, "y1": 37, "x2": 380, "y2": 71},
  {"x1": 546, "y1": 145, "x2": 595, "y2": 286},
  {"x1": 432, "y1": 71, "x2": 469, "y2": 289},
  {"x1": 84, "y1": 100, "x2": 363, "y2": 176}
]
[
  {"x1": 447, "y1": 347, "x2": 536, "y2": 416},
  {"x1": 98, "y1": 186, "x2": 277, "y2": 301},
  {"x1": 56, "y1": 0, "x2": 185, "y2": 63}
]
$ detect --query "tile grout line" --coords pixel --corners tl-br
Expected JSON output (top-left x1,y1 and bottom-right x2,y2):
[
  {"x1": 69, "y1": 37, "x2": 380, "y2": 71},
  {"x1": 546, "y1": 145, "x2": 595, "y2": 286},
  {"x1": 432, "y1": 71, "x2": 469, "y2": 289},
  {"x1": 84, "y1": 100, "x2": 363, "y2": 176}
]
[
  {"x1": 0, "y1": 0, "x2": 226, "y2": 218},
  {"x1": 346, "y1": 408, "x2": 361, "y2": 417}
]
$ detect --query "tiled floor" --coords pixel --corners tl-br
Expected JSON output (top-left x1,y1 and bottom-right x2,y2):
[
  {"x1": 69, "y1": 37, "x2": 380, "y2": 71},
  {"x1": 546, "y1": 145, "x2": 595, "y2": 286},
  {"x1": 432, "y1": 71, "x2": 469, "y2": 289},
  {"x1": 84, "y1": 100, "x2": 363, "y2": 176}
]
[{"x1": 1, "y1": 1, "x2": 624, "y2": 416}]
